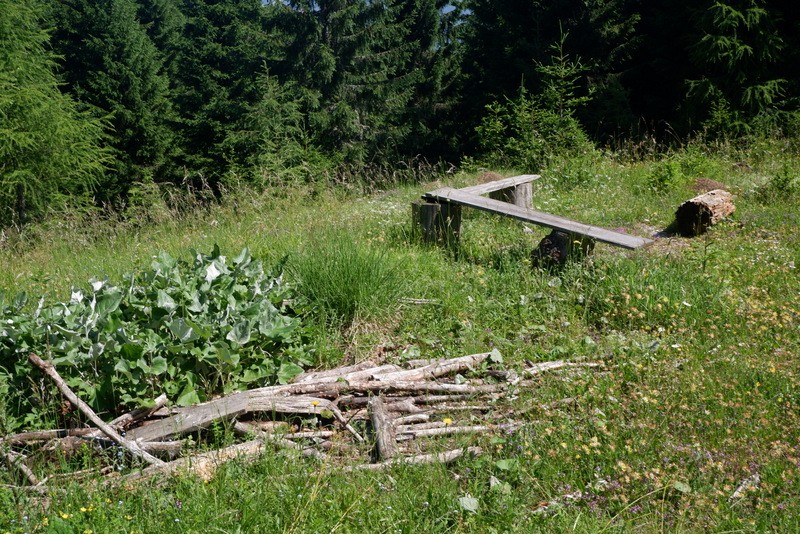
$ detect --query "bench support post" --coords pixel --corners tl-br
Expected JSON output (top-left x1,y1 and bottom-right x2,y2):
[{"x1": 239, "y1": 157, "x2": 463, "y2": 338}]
[
  {"x1": 489, "y1": 182, "x2": 532, "y2": 209},
  {"x1": 412, "y1": 200, "x2": 461, "y2": 246}
]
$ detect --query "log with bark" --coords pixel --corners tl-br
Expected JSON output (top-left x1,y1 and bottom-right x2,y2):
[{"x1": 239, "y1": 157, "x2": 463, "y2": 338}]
[{"x1": 674, "y1": 189, "x2": 735, "y2": 236}]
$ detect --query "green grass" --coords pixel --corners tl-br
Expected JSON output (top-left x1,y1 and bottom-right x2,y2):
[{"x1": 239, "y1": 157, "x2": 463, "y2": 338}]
[
  {"x1": 1, "y1": 140, "x2": 799, "y2": 532},
  {"x1": 288, "y1": 228, "x2": 409, "y2": 328}
]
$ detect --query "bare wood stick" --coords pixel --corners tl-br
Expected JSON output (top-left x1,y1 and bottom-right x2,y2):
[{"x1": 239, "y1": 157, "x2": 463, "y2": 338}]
[
  {"x1": 523, "y1": 360, "x2": 601, "y2": 376},
  {"x1": 396, "y1": 424, "x2": 493, "y2": 440},
  {"x1": 413, "y1": 394, "x2": 473, "y2": 404},
  {"x1": 329, "y1": 404, "x2": 365, "y2": 443},
  {"x1": 402, "y1": 358, "x2": 447, "y2": 367},
  {"x1": 399, "y1": 298, "x2": 441, "y2": 306},
  {"x1": 293, "y1": 360, "x2": 377, "y2": 383},
  {"x1": 1, "y1": 450, "x2": 39, "y2": 485},
  {"x1": 373, "y1": 353, "x2": 490, "y2": 382},
  {"x1": 343, "y1": 446, "x2": 483, "y2": 472},
  {"x1": 394, "y1": 414, "x2": 430, "y2": 425},
  {"x1": 28, "y1": 353, "x2": 164, "y2": 466},
  {"x1": 85, "y1": 393, "x2": 170, "y2": 440},
  {"x1": 295, "y1": 363, "x2": 402, "y2": 385},
  {"x1": 1, "y1": 428, "x2": 95, "y2": 445},
  {"x1": 233, "y1": 422, "x2": 326, "y2": 460},
  {"x1": 130, "y1": 440, "x2": 269, "y2": 482},
  {"x1": 395, "y1": 421, "x2": 452, "y2": 433},
  {"x1": 282, "y1": 430, "x2": 335, "y2": 439},
  {"x1": 109, "y1": 394, "x2": 168, "y2": 429},
  {"x1": 368, "y1": 396, "x2": 397, "y2": 461}
]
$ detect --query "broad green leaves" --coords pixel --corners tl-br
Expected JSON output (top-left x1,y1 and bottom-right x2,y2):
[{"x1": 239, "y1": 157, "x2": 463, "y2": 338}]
[{"x1": 0, "y1": 247, "x2": 310, "y2": 431}]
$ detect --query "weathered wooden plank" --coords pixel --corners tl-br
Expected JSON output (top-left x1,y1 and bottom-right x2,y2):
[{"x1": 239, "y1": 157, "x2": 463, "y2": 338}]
[
  {"x1": 459, "y1": 174, "x2": 540, "y2": 195},
  {"x1": 423, "y1": 188, "x2": 653, "y2": 249},
  {"x1": 126, "y1": 392, "x2": 250, "y2": 443}
]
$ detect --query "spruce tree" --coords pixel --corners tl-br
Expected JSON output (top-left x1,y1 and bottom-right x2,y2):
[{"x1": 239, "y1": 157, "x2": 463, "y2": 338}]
[
  {"x1": 0, "y1": 0, "x2": 109, "y2": 226},
  {"x1": 687, "y1": 0, "x2": 786, "y2": 134},
  {"x1": 170, "y1": 0, "x2": 274, "y2": 181},
  {"x1": 48, "y1": 0, "x2": 176, "y2": 199}
]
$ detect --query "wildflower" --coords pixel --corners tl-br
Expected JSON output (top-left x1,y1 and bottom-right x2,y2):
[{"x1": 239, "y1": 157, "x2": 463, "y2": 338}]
[
  {"x1": 84, "y1": 529, "x2": 93, "y2": 534},
  {"x1": 311, "y1": 400, "x2": 320, "y2": 407},
  {"x1": 58, "y1": 511, "x2": 72, "y2": 520},
  {"x1": 41, "y1": 518, "x2": 49, "y2": 527},
  {"x1": 443, "y1": 417, "x2": 453, "y2": 426}
]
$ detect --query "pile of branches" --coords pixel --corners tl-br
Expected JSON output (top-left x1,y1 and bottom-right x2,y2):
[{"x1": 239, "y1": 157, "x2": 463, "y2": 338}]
[{"x1": 2, "y1": 352, "x2": 598, "y2": 488}]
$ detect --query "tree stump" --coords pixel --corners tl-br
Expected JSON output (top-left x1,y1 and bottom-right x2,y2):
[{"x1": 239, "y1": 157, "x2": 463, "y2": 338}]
[
  {"x1": 489, "y1": 183, "x2": 533, "y2": 209},
  {"x1": 531, "y1": 230, "x2": 595, "y2": 269},
  {"x1": 674, "y1": 189, "x2": 735, "y2": 236},
  {"x1": 411, "y1": 200, "x2": 461, "y2": 245}
]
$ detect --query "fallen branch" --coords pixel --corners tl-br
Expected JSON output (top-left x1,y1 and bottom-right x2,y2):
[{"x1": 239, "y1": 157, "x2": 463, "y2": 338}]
[
  {"x1": 28, "y1": 353, "x2": 164, "y2": 467},
  {"x1": 343, "y1": 446, "x2": 483, "y2": 472},
  {"x1": 1, "y1": 428, "x2": 95, "y2": 446},
  {"x1": 1, "y1": 450, "x2": 39, "y2": 485},
  {"x1": 368, "y1": 396, "x2": 397, "y2": 461}
]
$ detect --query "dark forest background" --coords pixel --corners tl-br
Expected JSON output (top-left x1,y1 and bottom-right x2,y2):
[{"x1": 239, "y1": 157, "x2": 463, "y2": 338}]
[{"x1": 3, "y1": 0, "x2": 799, "y2": 226}]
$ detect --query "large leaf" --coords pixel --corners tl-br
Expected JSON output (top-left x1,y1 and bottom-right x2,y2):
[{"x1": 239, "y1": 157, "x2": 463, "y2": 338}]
[
  {"x1": 157, "y1": 289, "x2": 176, "y2": 312},
  {"x1": 169, "y1": 318, "x2": 200, "y2": 344},
  {"x1": 277, "y1": 361, "x2": 304, "y2": 384},
  {"x1": 96, "y1": 290, "x2": 123, "y2": 317},
  {"x1": 226, "y1": 320, "x2": 252, "y2": 345}
]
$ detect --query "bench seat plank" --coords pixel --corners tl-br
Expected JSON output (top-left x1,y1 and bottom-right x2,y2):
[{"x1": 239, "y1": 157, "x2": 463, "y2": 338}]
[
  {"x1": 459, "y1": 174, "x2": 540, "y2": 195},
  {"x1": 423, "y1": 187, "x2": 652, "y2": 250}
]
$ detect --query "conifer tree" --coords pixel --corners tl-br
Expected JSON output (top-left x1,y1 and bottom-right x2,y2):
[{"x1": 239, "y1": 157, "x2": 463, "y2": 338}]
[
  {"x1": 0, "y1": 0, "x2": 109, "y2": 226},
  {"x1": 687, "y1": 0, "x2": 786, "y2": 134},
  {"x1": 48, "y1": 0, "x2": 176, "y2": 198},
  {"x1": 170, "y1": 0, "x2": 274, "y2": 180}
]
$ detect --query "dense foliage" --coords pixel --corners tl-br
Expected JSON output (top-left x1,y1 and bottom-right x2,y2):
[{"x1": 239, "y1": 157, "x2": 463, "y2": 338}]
[
  {"x1": 2, "y1": 0, "x2": 800, "y2": 220},
  {"x1": 0, "y1": 0, "x2": 109, "y2": 227},
  {"x1": 0, "y1": 247, "x2": 310, "y2": 432}
]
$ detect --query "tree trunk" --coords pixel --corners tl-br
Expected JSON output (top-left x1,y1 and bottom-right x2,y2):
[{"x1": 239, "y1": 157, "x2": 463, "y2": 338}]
[{"x1": 675, "y1": 189, "x2": 735, "y2": 236}]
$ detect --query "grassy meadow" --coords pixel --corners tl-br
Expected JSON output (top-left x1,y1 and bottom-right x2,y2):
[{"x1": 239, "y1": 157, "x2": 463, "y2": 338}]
[{"x1": 1, "y1": 141, "x2": 799, "y2": 532}]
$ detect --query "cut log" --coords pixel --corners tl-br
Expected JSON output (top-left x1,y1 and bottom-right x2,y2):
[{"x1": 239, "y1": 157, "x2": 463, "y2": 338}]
[
  {"x1": 532, "y1": 230, "x2": 595, "y2": 268},
  {"x1": 411, "y1": 200, "x2": 461, "y2": 245},
  {"x1": 675, "y1": 189, "x2": 735, "y2": 236},
  {"x1": 368, "y1": 396, "x2": 397, "y2": 461}
]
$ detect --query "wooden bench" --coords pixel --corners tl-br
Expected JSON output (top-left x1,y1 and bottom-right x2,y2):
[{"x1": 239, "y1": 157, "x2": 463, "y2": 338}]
[{"x1": 412, "y1": 174, "x2": 653, "y2": 250}]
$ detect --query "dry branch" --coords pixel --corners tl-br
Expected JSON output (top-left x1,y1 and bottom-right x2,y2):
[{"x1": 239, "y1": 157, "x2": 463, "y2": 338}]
[
  {"x1": 368, "y1": 396, "x2": 397, "y2": 460},
  {"x1": 28, "y1": 353, "x2": 165, "y2": 466},
  {"x1": 10, "y1": 353, "x2": 598, "y2": 482},
  {"x1": 343, "y1": 446, "x2": 483, "y2": 472},
  {"x1": 1, "y1": 450, "x2": 39, "y2": 485}
]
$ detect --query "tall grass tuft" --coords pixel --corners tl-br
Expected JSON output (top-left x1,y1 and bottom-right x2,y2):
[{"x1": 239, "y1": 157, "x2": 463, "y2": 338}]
[{"x1": 289, "y1": 230, "x2": 408, "y2": 327}]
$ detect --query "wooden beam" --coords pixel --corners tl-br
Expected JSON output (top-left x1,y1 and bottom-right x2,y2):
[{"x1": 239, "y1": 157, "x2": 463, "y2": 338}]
[
  {"x1": 423, "y1": 187, "x2": 653, "y2": 250},
  {"x1": 459, "y1": 174, "x2": 540, "y2": 195}
]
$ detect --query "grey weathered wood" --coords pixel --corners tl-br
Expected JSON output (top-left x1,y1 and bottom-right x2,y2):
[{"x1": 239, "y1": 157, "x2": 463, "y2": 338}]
[
  {"x1": 343, "y1": 446, "x2": 483, "y2": 472},
  {"x1": 126, "y1": 392, "x2": 250, "y2": 443},
  {"x1": 372, "y1": 352, "x2": 490, "y2": 382},
  {"x1": 411, "y1": 200, "x2": 441, "y2": 243},
  {"x1": 368, "y1": 396, "x2": 397, "y2": 461},
  {"x1": 424, "y1": 187, "x2": 653, "y2": 250},
  {"x1": 459, "y1": 174, "x2": 540, "y2": 195},
  {"x1": 411, "y1": 199, "x2": 461, "y2": 245},
  {"x1": 28, "y1": 353, "x2": 165, "y2": 466},
  {"x1": 489, "y1": 182, "x2": 533, "y2": 209}
]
